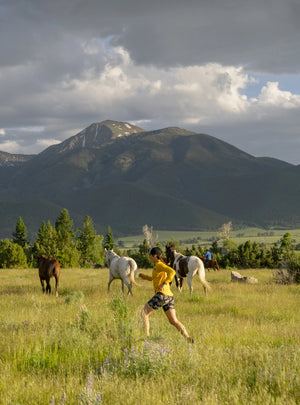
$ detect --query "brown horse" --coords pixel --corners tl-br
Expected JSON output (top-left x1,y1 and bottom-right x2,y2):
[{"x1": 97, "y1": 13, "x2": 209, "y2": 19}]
[
  {"x1": 38, "y1": 255, "x2": 60, "y2": 297},
  {"x1": 199, "y1": 256, "x2": 220, "y2": 271}
]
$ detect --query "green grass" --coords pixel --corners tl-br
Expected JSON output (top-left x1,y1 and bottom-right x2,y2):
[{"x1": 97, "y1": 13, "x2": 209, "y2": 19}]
[
  {"x1": 116, "y1": 227, "x2": 300, "y2": 249},
  {"x1": 0, "y1": 268, "x2": 299, "y2": 404}
]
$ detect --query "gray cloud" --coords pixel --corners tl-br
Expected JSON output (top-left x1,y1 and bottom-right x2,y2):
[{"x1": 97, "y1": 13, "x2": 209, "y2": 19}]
[
  {"x1": 2, "y1": 0, "x2": 300, "y2": 72},
  {"x1": 0, "y1": 0, "x2": 300, "y2": 164}
]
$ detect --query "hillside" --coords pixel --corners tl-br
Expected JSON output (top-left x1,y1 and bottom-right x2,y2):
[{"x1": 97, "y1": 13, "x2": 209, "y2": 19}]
[{"x1": 0, "y1": 120, "x2": 299, "y2": 238}]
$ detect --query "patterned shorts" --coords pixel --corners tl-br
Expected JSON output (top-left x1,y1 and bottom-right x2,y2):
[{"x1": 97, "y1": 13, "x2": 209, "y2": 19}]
[{"x1": 148, "y1": 292, "x2": 175, "y2": 312}]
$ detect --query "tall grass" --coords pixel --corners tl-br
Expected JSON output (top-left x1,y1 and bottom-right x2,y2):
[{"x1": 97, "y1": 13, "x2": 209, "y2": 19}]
[{"x1": 0, "y1": 268, "x2": 299, "y2": 404}]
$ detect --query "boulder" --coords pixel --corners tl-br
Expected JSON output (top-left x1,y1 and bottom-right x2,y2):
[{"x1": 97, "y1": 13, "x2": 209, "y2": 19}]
[{"x1": 231, "y1": 271, "x2": 258, "y2": 284}]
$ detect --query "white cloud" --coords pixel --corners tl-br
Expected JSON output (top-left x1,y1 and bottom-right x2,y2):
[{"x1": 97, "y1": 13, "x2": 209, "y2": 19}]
[
  {"x1": 0, "y1": 35, "x2": 300, "y2": 163},
  {"x1": 36, "y1": 138, "x2": 61, "y2": 148},
  {"x1": 0, "y1": 129, "x2": 5, "y2": 136},
  {"x1": 257, "y1": 82, "x2": 300, "y2": 108},
  {"x1": 0, "y1": 140, "x2": 20, "y2": 153}
]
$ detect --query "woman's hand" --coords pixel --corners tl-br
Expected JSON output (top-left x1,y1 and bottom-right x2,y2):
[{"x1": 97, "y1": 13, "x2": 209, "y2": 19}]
[
  {"x1": 158, "y1": 282, "x2": 166, "y2": 291},
  {"x1": 139, "y1": 273, "x2": 146, "y2": 279}
]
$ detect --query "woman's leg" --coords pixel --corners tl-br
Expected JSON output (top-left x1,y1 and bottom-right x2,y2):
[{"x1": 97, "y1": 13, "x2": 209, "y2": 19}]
[
  {"x1": 141, "y1": 303, "x2": 156, "y2": 337},
  {"x1": 164, "y1": 308, "x2": 192, "y2": 340}
]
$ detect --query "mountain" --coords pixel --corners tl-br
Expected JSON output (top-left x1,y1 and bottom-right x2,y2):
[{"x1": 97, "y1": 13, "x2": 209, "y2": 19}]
[
  {"x1": 0, "y1": 120, "x2": 299, "y2": 239},
  {"x1": 0, "y1": 151, "x2": 35, "y2": 167}
]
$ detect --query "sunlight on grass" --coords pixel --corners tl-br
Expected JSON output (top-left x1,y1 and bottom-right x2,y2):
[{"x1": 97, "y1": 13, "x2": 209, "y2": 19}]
[{"x1": 0, "y1": 268, "x2": 299, "y2": 404}]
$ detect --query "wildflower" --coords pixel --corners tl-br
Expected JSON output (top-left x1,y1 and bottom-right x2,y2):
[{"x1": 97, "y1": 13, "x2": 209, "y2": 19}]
[
  {"x1": 87, "y1": 374, "x2": 93, "y2": 392},
  {"x1": 96, "y1": 392, "x2": 102, "y2": 402},
  {"x1": 62, "y1": 393, "x2": 67, "y2": 404}
]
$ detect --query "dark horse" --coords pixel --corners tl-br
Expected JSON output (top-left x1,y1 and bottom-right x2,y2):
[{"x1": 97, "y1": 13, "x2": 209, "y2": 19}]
[
  {"x1": 199, "y1": 256, "x2": 220, "y2": 271},
  {"x1": 38, "y1": 255, "x2": 60, "y2": 297}
]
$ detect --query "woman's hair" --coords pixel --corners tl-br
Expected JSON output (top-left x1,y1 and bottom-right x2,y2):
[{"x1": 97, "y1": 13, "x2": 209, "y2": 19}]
[{"x1": 149, "y1": 247, "x2": 163, "y2": 258}]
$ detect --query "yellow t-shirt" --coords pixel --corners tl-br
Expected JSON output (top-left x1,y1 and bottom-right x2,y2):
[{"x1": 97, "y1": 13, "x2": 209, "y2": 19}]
[{"x1": 143, "y1": 261, "x2": 175, "y2": 296}]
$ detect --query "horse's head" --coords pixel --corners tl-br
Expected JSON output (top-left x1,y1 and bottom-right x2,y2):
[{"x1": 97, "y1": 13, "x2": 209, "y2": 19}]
[
  {"x1": 165, "y1": 246, "x2": 175, "y2": 266},
  {"x1": 104, "y1": 249, "x2": 116, "y2": 267}
]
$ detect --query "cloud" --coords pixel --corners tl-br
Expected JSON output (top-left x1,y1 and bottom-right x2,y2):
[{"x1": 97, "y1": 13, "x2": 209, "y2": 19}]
[
  {"x1": 2, "y1": 0, "x2": 300, "y2": 73},
  {"x1": 0, "y1": 1, "x2": 300, "y2": 164},
  {"x1": 0, "y1": 140, "x2": 20, "y2": 154}
]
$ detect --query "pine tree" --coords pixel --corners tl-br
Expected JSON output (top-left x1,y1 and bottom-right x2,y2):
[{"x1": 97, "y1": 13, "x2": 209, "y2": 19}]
[
  {"x1": 55, "y1": 209, "x2": 79, "y2": 267},
  {"x1": 55, "y1": 209, "x2": 75, "y2": 247},
  {"x1": 12, "y1": 217, "x2": 28, "y2": 248},
  {"x1": 33, "y1": 221, "x2": 58, "y2": 258},
  {"x1": 103, "y1": 226, "x2": 114, "y2": 250},
  {"x1": 77, "y1": 216, "x2": 104, "y2": 267}
]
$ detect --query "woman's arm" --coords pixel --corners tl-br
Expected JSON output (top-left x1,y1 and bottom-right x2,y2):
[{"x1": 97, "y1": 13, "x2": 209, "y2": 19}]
[
  {"x1": 139, "y1": 273, "x2": 153, "y2": 281},
  {"x1": 160, "y1": 263, "x2": 176, "y2": 284}
]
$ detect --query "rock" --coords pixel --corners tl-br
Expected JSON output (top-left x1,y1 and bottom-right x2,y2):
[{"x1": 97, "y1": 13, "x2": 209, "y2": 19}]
[{"x1": 231, "y1": 271, "x2": 258, "y2": 284}]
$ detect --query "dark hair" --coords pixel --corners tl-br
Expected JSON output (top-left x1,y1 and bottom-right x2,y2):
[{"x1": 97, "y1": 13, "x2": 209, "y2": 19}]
[{"x1": 149, "y1": 247, "x2": 162, "y2": 257}]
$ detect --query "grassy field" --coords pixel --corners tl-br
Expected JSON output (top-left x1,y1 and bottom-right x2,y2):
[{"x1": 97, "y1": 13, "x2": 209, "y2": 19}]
[
  {"x1": 0, "y1": 267, "x2": 299, "y2": 404},
  {"x1": 116, "y1": 227, "x2": 300, "y2": 250}
]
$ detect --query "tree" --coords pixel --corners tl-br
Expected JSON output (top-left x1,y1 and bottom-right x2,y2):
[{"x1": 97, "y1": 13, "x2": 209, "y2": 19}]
[
  {"x1": 129, "y1": 239, "x2": 152, "y2": 268},
  {"x1": 77, "y1": 216, "x2": 104, "y2": 267},
  {"x1": 0, "y1": 239, "x2": 27, "y2": 268},
  {"x1": 103, "y1": 226, "x2": 114, "y2": 250},
  {"x1": 55, "y1": 209, "x2": 75, "y2": 246},
  {"x1": 33, "y1": 221, "x2": 58, "y2": 259},
  {"x1": 55, "y1": 209, "x2": 79, "y2": 267},
  {"x1": 280, "y1": 232, "x2": 293, "y2": 258},
  {"x1": 12, "y1": 217, "x2": 28, "y2": 248},
  {"x1": 218, "y1": 221, "x2": 232, "y2": 240}
]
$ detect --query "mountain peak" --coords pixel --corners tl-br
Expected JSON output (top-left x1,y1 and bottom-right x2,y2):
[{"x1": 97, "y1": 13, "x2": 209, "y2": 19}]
[
  {"x1": 56, "y1": 120, "x2": 145, "y2": 153},
  {"x1": 96, "y1": 120, "x2": 145, "y2": 138}
]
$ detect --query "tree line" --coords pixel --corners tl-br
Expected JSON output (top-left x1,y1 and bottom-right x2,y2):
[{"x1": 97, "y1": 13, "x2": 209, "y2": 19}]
[
  {"x1": 0, "y1": 209, "x2": 115, "y2": 268},
  {"x1": 127, "y1": 231, "x2": 300, "y2": 284},
  {"x1": 0, "y1": 211, "x2": 299, "y2": 283}
]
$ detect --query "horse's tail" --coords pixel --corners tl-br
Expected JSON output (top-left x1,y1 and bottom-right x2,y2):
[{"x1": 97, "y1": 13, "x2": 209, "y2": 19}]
[
  {"x1": 129, "y1": 260, "x2": 140, "y2": 287},
  {"x1": 197, "y1": 260, "x2": 211, "y2": 295},
  {"x1": 215, "y1": 261, "x2": 220, "y2": 271}
]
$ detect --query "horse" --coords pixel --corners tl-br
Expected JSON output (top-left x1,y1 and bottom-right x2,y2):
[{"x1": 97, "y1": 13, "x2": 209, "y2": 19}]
[
  {"x1": 38, "y1": 255, "x2": 60, "y2": 297},
  {"x1": 104, "y1": 249, "x2": 139, "y2": 296},
  {"x1": 166, "y1": 246, "x2": 211, "y2": 296},
  {"x1": 199, "y1": 256, "x2": 220, "y2": 271}
]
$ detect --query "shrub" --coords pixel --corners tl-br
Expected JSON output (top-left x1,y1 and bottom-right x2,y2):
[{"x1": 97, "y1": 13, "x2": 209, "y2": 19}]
[
  {"x1": 0, "y1": 239, "x2": 27, "y2": 268},
  {"x1": 273, "y1": 255, "x2": 300, "y2": 284}
]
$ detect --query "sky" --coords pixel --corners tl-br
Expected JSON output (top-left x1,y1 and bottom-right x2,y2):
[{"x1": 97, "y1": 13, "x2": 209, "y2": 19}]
[{"x1": 1, "y1": 0, "x2": 300, "y2": 164}]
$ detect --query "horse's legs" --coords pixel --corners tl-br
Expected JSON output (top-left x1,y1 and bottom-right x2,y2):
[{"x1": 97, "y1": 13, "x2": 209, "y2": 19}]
[
  {"x1": 123, "y1": 278, "x2": 133, "y2": 296},
  {"x1": 46, "y1": 278, "x2": 51, "y2": 294},
  {"x1": 174, "y1": 275, "x2": 179, "y2": 289},
  {"x1": 40, "y1": 277, "x2": 45, "y2": 294},
  {"x1": 186, "y1": 275, "x2": 193, "y2": 293},
  {"x1": 127, "y1": 281, "x2": 133, "y2": 296},
  {"x1": 107, "y1": 274, "x2": 114, "y2": 292},
  {"x1": 55, "y1": 275, "x2": 59, "y2": 297},
  {"x1": 179, "y1": 277, "x2": 184, "y2": 292}
]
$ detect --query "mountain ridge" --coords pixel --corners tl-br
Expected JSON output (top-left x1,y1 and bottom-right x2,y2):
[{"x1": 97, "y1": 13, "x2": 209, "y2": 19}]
[{"x1": 0, "y1": 120, "x2": 298, "y2": 239}]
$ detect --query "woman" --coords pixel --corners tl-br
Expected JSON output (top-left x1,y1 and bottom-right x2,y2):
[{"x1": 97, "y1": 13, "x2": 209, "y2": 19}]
[{"x1": 139, "y1": 247, "x2": 194, "y2": 343}]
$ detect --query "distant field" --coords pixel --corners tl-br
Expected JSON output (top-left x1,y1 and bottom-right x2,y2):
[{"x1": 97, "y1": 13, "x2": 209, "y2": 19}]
[{"x1": 116, "y1": 227, "x2": 300, "y2": 250}]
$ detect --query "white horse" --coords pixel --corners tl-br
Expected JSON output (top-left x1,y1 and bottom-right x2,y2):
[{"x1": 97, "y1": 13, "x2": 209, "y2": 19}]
[
  {"x1": 104, "y1": 249, "x2": 139, "y2": 296},
  {"x1": 166, "y1": 246, "x2": 211, "y2": 296}
]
